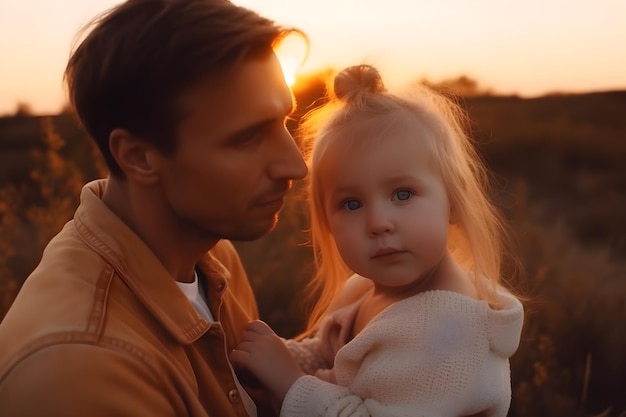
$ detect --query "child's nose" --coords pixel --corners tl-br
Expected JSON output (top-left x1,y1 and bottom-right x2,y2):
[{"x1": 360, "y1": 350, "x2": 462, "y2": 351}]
[{"x1": 366, "y1": 208, "x2": 394, "y2": 236}]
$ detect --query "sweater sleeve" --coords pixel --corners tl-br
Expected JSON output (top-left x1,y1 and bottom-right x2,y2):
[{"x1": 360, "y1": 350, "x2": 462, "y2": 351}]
[
  {"x1": 284, "y1": 336, "x2": 332, "y2": 376},
  {"x1": 285, "y1": 280, "x2": 367, "y2": 378},
  {"x1": 283, "y1": 312, "x2": 345, "y2": 376},
  {"x1": 280, "y1": 375, "x2": 421, "y2": 417},
  {"x1": 280, "y1": 375, "x2": 369, "y2": 417}
]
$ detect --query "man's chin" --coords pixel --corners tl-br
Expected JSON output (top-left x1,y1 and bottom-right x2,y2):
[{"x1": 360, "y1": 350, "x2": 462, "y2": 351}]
[{"x1": 228, "y1": 217, "x2": 279, "y2": 242}]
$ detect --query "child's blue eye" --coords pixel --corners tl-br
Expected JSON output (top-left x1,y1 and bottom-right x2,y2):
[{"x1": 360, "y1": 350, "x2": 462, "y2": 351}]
[
  {"x1": 395, "y1": 190, "x2": 413, "y2": 201},
  {"x1": 343, "y1": 200, "x2": 362, "y2": 211}
]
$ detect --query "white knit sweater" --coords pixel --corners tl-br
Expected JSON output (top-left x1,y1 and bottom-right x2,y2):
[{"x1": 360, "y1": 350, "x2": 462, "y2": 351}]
[{"x1": 282, "y1": 279, "x2": 523, "y2": 417}]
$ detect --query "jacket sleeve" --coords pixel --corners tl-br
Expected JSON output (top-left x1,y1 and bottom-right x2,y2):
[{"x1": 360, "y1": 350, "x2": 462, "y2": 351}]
[{"x1": 0, "y1": 343, "x2": 182, "y2": 417}]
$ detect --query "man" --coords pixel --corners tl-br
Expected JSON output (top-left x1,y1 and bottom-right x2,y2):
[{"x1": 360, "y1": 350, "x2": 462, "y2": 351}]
[{"x1": 0, "y1": 0, "x2": 307, "y2": 416}]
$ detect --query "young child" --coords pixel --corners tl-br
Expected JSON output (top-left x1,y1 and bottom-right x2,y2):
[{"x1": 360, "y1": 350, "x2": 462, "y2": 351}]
[{"x1": 230, "y1": 64, "x2": 524, "y2": 417}]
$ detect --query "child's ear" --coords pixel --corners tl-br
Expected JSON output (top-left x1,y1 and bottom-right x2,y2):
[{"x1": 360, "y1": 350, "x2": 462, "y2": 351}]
[{"x1": 109, "y1": 128, "x2": 160, "y2": 184}]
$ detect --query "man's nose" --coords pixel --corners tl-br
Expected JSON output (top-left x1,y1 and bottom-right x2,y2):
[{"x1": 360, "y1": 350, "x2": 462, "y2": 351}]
[{"x1": 268, "y1": 129, "x2": 308, "y2": 181}]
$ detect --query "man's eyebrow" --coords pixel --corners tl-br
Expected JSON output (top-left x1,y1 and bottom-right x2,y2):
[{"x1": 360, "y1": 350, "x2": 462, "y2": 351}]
[
  {"x1": 231, "y1": 119, "x2": 273, "y2": 139},
  {"x1": 229, "y1": 97, "x2": 296, "y2": 139}
]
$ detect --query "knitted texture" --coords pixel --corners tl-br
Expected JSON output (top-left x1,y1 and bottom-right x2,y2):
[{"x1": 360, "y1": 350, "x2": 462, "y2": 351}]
[{"x1": 282, "y1": 286, "x2": 523, "y2": 417}]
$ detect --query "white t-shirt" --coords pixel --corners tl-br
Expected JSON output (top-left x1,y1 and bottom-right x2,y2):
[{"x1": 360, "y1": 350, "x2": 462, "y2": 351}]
[
  {"x1": 176, "y1": 272, "x2": 257, "y2": 417},
  {"x1": 175, "y1": 271, "x2": 215, "y2": 322}
]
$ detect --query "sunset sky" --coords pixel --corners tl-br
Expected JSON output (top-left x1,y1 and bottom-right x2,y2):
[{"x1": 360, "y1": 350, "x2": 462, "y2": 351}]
[{"x1": 1, "y1": 0, "x2": 625, "y2": 115}]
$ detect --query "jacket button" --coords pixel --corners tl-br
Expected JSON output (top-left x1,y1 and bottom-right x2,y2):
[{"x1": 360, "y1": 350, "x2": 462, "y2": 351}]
[{"x1": 228, "y1": 389, "x2": 239, "y2": 403}]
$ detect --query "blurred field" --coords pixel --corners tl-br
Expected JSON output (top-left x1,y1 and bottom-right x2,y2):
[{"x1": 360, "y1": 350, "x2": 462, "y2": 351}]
[{"x1": 0, "y1": 82, "x2": 625, "y2": 416}]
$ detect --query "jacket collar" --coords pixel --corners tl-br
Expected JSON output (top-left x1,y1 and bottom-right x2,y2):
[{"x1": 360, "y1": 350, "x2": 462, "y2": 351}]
[{"x1": 74, "y1": 180, "x2": 224, "y2": 344}]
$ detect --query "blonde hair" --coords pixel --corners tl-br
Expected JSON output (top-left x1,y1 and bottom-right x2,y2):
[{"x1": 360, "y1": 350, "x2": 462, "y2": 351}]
[{"x1": 299, "y1": 65, "x2": 513, "y2": 334}]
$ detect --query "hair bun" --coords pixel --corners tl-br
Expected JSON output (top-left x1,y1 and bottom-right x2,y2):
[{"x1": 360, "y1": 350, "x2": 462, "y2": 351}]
[{"x1": 333, "y1": 64, "x2": 385, "y2": 100}]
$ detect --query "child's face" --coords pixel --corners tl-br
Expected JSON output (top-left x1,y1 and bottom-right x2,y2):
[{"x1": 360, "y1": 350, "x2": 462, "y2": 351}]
[{"x1": 318, "y1": 126, "x2": 451, "y2": 292}]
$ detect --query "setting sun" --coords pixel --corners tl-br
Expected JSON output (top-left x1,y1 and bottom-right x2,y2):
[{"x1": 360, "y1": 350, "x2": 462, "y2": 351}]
[
  {"x1": 277, "y1": 56, "x2": 299, "y2": 87},
  {"x1": 274, "y1": 32, "x2": 309, "y2": 88}
]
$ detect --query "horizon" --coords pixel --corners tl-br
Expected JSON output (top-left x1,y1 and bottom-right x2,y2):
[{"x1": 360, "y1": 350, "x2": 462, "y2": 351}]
[
  {"x1": 1, "y1": 0, "x2": 625, "y2": 115},
  {"x1": 2, "y1": 85, "x2": 624, "y2": 120}
]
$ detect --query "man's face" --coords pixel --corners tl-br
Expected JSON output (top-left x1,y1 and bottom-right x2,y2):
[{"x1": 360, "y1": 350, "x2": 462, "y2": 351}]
[{"x1": 155, "y1": 52, "x2": 307, "y2": 242}]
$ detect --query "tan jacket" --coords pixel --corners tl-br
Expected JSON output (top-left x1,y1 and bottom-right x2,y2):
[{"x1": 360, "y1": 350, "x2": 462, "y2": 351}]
[{"x1": 0, "y1": 180, "x2": 260, "y2": 417}]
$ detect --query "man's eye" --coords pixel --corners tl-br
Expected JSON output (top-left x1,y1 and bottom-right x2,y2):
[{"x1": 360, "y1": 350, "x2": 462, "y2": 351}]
[
  {"x1": 233, "y1": 132, "x2": 261, "y2": 146},
  {"x1": 394, "y1": 190, "x2": 413, "y2": 201},
  {"x1": 231, "y1": 121, "x2": 274, "y2": 147},
  {"x1": 342, "y1": 199, "x2": 362, "y2": 211}
]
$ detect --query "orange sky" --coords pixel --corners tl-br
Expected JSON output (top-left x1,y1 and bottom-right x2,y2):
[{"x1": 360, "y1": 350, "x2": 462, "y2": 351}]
[{"x1": 1, "y1": 0, "x2": 625, "y2": 115}]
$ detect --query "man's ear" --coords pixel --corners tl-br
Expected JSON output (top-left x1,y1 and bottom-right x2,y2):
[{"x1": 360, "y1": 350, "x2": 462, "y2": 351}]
[{"x1": 109, "y1": 128, "x2": 160, "y2": 184}]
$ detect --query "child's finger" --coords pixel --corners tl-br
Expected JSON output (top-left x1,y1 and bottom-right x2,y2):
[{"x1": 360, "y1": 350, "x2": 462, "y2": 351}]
[
  {"x1": 229, "y1": 347, "x2": 251, "y2": 367},
  {"x1": 233, "y1": 341, "x2": 256, "y2": 354},
  {"x1": 242, "y1": 327, "x2": 266, "y2": 342},
  {"x1": 245, "y1": 320, "x2": 274, "y2": 335}
]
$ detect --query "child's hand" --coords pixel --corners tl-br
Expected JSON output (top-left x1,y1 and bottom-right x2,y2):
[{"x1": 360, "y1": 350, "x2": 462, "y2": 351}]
[{"x1": 230, "y1": 320, "x2": 305, "y2": 402}]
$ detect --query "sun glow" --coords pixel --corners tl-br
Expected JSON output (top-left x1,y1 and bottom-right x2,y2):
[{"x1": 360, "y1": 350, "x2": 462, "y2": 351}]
[
  {"x1": 278, "y1": 56, "x2": 299, "y2": 87},
  {"x1": 274, "y1": 32, "x2": 310, "y2": 88}
]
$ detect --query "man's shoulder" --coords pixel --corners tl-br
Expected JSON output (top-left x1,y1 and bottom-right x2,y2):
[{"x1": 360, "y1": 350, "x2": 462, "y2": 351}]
[
  {"x1": 0, "y1": 341, "x2": 177, "y2": 416},
  {"x1": 0, "y1": 260, "x2": 113, "y2": 370},
  {"x1": 0, "y1": 224, "x2": 143, "y2": 375}
]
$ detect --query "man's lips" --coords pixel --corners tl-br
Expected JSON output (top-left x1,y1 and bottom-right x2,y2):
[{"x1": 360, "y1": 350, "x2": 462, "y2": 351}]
[
  {"x1": 257, "y1": 193, "x2": 285, "y2": 206},
  {"x1": 254, "y1": 183, "x2": 290, "y2": 207}
]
